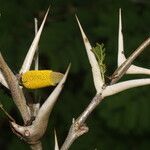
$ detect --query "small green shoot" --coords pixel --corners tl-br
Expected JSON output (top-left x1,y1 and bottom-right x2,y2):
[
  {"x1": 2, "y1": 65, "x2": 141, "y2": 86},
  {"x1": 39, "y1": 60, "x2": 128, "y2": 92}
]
[{"x1": 92, "y1": 43, "x2": 106, "y2": 82}]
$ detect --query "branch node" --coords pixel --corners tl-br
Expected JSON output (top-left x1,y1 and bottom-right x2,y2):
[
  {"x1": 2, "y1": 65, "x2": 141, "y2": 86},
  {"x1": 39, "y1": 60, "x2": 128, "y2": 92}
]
[{"x1": 74, "y1": 122, "x2": 89, "y2": 137}]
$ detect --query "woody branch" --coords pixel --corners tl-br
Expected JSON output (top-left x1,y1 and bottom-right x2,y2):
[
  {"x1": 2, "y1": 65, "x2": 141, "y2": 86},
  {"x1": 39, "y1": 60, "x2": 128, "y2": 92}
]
[{"x1": 60, "y1": 10, "x2": 150, "y2": 150}]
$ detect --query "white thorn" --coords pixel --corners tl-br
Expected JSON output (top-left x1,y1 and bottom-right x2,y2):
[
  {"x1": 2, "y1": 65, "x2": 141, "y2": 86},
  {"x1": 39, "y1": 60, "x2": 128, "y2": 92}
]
[
  {"x1": 76, "y1": 15, "x2": 104, "y2": 93},
  {"x1": 103, "y1": 78, "x2": 150, "y2": 97},
  {"x1": 54, "y1": 130, "x2": 59, "y2": 150},
  {"x1": 118, "y1": 8, "x2": 126, "y2": 66},
  {"x1": 0, "y1": 71, "x2": 9, "y2": 88},
  {"x1": 118, "y1": 9, "x2": 150, "y2": 75},
  {"x1": 126, "y1": 65, "x2": 150, "y2": 75},
  {"x1": 72, "y1": 118, "x2": 75, "y2": 124},
  {"x1": 19, "y1": 8, "x2": 50, "y2": 74},
  {"x1": 35, "y1": 64, "x2": 71, "y2": 122}
]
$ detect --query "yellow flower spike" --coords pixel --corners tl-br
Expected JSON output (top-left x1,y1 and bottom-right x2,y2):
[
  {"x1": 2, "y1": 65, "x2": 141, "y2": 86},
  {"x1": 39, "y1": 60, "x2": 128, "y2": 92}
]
[{"x1": 21, "y1": 70, "x2": 64, "y2": 89}]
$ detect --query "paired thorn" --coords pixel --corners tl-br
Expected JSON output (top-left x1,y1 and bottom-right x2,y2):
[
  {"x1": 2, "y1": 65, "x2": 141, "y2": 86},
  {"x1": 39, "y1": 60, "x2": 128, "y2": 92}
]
[{"x1": 118, "y1": 9, "x2": 150, "y2": 76}]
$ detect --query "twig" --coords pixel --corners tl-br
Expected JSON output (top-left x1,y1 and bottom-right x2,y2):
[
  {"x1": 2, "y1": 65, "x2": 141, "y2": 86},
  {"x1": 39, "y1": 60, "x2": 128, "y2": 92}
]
[
  {"x1": 34, "y1": 18, "x2": 39, "y2": 70},
  {"x1": 10, "y1": 65, "x2": 70, "y2": 150},
  {"x1": 60, "y1": 93, "x2": 103, "y2": 150},
  {"x1": 33, "y1": 17, "x2": 40, "y2": 116},
  {"x1": 60, "y1": 34, "x2": 150, "y2": 150},
  {"x1": 0, "y1": 53, "x2": 30, "y2": 124},
  {"x1": 0, "y1": 103, "x2": 15, "y2": 122},
  {"x1": 60, "y1": 76, "x2": 150, "y2": 149}
]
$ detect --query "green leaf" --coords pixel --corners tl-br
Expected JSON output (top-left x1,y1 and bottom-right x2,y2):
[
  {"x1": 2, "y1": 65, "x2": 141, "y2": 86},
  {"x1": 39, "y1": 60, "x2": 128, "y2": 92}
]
[{"x1": 92, "y1": 43, "x2": 106, "y2": 82}]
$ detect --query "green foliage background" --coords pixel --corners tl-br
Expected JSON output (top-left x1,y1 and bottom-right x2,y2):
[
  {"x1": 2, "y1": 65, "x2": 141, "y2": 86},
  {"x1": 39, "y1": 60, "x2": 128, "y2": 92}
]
[{"x1": 0, "y1": 0, "x2": 150, "y2": 149}]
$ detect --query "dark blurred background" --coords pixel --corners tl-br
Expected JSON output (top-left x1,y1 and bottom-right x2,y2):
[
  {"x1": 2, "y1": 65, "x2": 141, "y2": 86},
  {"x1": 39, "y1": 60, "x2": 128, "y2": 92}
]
[{"x1": 0, "y1": 0, "x2": 150, "y2": 149}]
